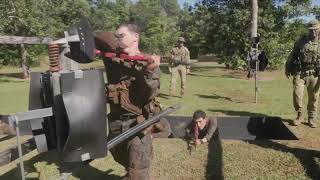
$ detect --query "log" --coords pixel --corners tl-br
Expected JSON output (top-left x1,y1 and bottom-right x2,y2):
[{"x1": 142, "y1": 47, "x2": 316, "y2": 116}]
[{"x1": 0, "y1": 36, "x2": 54, "y2": 45}]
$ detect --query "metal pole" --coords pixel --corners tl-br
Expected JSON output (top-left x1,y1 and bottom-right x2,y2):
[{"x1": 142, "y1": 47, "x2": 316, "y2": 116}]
[
  {"x1": 107, "y1": 104, "x2": 181, "y2": 149},
  {"x1": 255, "y1": 59, "x2": 259, "y2": 103},
  {"x1": 14, "y1": 116, "x2": 26, "y2": 180}
]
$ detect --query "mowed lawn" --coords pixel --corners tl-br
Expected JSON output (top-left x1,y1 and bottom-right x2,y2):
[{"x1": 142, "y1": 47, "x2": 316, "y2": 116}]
[{"x1": 0, "y1": 61, "x2": 319, "y2": 180}]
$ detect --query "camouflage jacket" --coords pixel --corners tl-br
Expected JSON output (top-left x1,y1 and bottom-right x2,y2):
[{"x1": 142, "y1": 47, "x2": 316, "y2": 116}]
[
  {"x1": 170, "y1": 46, "x2": 190, "y2": 67},
  {"x1": 187, "y1": 117, "x2": 218, "y2": 142},
  {"x1": 286, "y1": 35, "x2": 320, "y2": 75},
  {"x1": 104, "y1": 56, "x2": 161, "y2": 119}
]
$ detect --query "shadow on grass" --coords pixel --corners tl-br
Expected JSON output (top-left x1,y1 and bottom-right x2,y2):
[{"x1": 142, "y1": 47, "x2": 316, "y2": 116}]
[
  {"x1": 248, "y1": 140, "x2": 320, "y2": 180},
  {"x1": 206, "y1": 130, "x2": 224, "y2": 180},
  {"x1": 208, "y1": 109, "x2": 295, "y2": 128},
  {"x1": 159, "y1": 64, "x2": 225, "y2": 75},
  {"x1": 0, "y1": 73, "x2": 23, "y2": 79},
  {"x1": 208, "y1": 109, "x2": 267, "y2": 117},
  {"x1": 196, "y1": 94, "x2": 232, "y2": 102},
  {"x1": 208, "y1": 109, "x2": 296, "y2": 124},
  {"x1": 0, "y1": 77, "x2": 25, "y2": 83},
  {"x1": 0, "y1": 150, "x2": 121, "y2": 180},
  {"x1": 158, "y1": 93, "x2": 171, "y2": 99}
]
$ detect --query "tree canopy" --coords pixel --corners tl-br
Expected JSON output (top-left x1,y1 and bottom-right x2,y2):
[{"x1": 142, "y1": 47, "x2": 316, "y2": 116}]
[{"x1": 0, "y1": 0, "x2": 319, "y2": 69}]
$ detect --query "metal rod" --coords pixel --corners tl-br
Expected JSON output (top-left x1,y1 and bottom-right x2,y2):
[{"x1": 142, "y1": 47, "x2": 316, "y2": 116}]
[
  {"x1": 15, "y1": 116, "x2": 26, "y2": 180},
  {"x1": 255, "y1": 60, "x2": 259, "y2": 104},
  {"x1": 107, "y1": 104, "x2": 181, "y2": 150}
]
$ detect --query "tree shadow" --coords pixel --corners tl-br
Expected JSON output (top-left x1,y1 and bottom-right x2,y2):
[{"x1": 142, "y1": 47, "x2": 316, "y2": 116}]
[
  {"x1": 208, "y1": 109, "x2": 267, "y2": 117},
  {"x1": 248, "y1": 140, "x2": 320, "y2": 180},
  {"x1": 0, "y1": 73, "x2": 23, "y2": 79},
  {"x1": 206, "y1": 130, "x2": 224, "y2": 180},
  {"x1": 207, "y1": 109, "x2": 296, "y2": 126},
  {"x1": 196, "y1": 94, "x2": 232, "y2": 102},
  {"x1": 158, "y1": 93, "x2": 171, "y2": 99},
  {"x1": 0, "y1": 150, "x2": 122, "y2": 180},
  {"x1": 188, "y1": 73, "x2": 219, "y2": 78}
]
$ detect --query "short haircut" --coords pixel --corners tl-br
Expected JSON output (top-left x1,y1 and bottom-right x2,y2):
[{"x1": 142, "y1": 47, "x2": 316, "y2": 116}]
[
  {"x1": 193, "y1": 110, "x2": 206, "y2": 121},
  {"x1": 117, "y1": 23, "x2": 140, "y2": 34}
]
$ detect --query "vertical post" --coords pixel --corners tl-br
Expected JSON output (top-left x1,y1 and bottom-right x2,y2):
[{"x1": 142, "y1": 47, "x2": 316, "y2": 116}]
[
  {"x1": 20, "y1": 44, "x2": 29, "y2": 79},
  {"x1": 251, "y1": 0, "x2": 259, "y2": 103},
  {"x1": 255, "y1": 58, "x2": 259, "y2": 103},
  {"x1": 60, "y1": 31, "x2": 79, "y2": 71},
  {"x1": 14, "y1": 116, "x2": 26, "y2": 180},
  {"x1": 251, "y1": 0, "x2": 258, "y2": 38}
]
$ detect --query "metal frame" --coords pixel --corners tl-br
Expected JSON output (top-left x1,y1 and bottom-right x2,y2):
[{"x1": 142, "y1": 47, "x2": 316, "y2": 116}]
[{"x1": 9, "y1": 108, "x2": 53, "y2": 180}]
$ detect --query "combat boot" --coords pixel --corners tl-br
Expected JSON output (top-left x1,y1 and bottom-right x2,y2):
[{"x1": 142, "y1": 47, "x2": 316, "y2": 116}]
[
  {"x1": 292, "y1": 113, "x2": 303, "y2": 126},
  {"x1": 169, "y1": 90, "x2": 176, "y2": 97},
  {"x1": 308, "y1": 118, "x2": 317, "y2": 128},
  {"x1": 180, "y1": 90, "x2": 185, "y2": 96}
]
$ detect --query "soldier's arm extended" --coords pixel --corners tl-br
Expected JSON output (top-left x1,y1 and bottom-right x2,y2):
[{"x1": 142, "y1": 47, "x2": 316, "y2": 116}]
[
  {"x1": 285, "y1": 36, "x2": 305, "y2": 77},
  {"x1": 151, "y1": 118, "x2": 172, "y2": 138},
  {"x1": 203, "y1": 117, "x2": 218, "y2": 142},
  {"x1": 145, "y1": 54, "x2": 161, "y2": 72},
  {"x1": 185, "y1": 48, "x2": 191, "y2": 69}
]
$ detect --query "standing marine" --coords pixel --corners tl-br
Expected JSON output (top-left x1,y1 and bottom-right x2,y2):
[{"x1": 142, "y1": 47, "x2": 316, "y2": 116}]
[
  {"x1": 169, "y1": 37, "x2": 190, "y2": 97},
  {"x1": 285, "y1": 20, "x2": 320, "y2": 128},
  {"x1": 101, "y1": 23, "x2": 162, "y2": 180}
]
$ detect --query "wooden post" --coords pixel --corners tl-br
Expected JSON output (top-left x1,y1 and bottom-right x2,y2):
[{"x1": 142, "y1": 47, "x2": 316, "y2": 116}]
[
  {"x1": 59, "y1": 31, "x2": 79, "y2": 71},
  {"x1": 251, "y1": 0, "x2": 259, "y2": 103},
  {"x1": 0, "y1": 36, "x2": 53, "y2": 79},
  {"x1": 251, "y1": 0, "x2": 258, "y2": 39},
  {"x1": 20, "y1": 44, "x2": 29, "y2": 79}
]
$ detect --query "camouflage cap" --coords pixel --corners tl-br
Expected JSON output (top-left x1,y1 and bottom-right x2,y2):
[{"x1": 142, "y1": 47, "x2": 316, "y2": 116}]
[
  {"x1": 178, "y1": 37, "x2": 185, "y2": 42},
  {"x1": 308, "y1": 20, "x2": 320, "y2": 30}
]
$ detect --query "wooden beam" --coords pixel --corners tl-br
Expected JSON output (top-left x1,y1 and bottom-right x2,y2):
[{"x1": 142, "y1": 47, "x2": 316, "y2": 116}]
[{"x1": 0, "y1": 36, "x2": 54, "y2": 45}]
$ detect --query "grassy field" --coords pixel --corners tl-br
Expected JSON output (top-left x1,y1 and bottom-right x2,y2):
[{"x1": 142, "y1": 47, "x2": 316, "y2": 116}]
[{"x1": 0, "y1": 61, "x2": 319, "y2": 180}]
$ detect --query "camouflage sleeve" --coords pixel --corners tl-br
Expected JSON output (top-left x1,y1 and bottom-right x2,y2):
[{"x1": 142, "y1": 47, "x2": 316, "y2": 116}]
[
  {"x1": 185, "y1": 48, "x2": 190, "y2": 62},
  {"x1": 170, "y1": 48, "x2": 175, "y2": 60},
  {"x1": 169, "y1": 48, "x2": 175, "y2": 66},
  {"x1": 151, "y1": 118, "x2": 172, "y2": 138},
  {"x1": 204, "y1": 117, "x2": 218, "y2": 141},
  {"x1": 286, "y1": 36, "x2": 304, "y2": 74}
]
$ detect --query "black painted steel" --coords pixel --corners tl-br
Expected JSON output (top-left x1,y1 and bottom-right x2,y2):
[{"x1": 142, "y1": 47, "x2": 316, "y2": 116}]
[
  {"x1": 166, "y1": 116, "x2": 298, "y2": 140},
  {"x1": 66, "y1": 20, "x2": 95, "y2": 63},
  {"x1": 55, "y1": 70, "x2": 107, "y2": 162}
]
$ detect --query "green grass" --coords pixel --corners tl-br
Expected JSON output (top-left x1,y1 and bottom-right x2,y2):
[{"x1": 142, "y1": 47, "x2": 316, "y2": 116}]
[{"x1": 0, "y1": 62, "x2": 319, "y2": 179}]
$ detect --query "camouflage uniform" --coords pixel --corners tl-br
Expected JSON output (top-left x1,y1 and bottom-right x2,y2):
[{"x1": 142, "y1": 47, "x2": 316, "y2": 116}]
[
  {"x1": 104, "y1": 53, "x2": 161, "y2": 179},
  {"x1": 285, "y1": 20, "x2": 320, "y2": 128},
  {"x1": 188, "y1": 117, "x2": 218, "y2": 142},
  {"x1": 169, "y1": 37, "x2": 190, "y2": 96}
]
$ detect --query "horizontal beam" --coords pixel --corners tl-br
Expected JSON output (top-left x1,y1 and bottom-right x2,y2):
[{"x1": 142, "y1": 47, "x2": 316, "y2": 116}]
[
  {"x1": 0, "y1": 36, "x2": 54, "y2": 45},
  {"x1": 11, "y1": 107, "x2": 53, "y2": 122}
]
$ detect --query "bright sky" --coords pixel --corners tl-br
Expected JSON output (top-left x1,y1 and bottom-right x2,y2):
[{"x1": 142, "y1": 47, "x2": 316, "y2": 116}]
[
  {"x1": 178, "y1": 0, "x2": 198, "y2": 7},
  {"x1": 177, "y1": 0, "x2": 320, "y2": 21},
  {"x1": 178, "y1": 0, "x2": 320, "y2": 8}
]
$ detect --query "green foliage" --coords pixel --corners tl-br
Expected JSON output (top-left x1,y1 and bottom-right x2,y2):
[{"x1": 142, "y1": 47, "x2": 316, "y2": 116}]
[
  {"x1": 181, "y1": 0, "x2": 314, "y2": 69},
  {"x1": 130, "y1": 0, "x2": 181, "y2": 55},
  {"x1": 0, "y1": 0, "x2": 316, "y2": 70},
  {"x1": 0, "y1": 0, "x2": 91, "y2": 68}
]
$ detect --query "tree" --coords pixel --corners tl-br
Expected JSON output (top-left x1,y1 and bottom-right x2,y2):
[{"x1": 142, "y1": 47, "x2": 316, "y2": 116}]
[
  {"x1": 130, "y1": 0, "x2": 180, "y2": 55},
  {"x1": 0, "y1": 0, "x2": 91, "y2": 77},
  {"x1": 187, "y1": 0, "x2": 314, "y2": 69}
]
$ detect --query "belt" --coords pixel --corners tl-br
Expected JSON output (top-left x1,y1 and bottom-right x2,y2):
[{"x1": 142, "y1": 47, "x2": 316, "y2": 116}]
[{"x1": 301, "y1": 69, "x2": 316, "y2": 76}]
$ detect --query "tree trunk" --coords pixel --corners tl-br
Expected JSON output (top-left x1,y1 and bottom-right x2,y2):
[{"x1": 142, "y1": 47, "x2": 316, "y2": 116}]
[
  {"x1": 20, "y1": 44, "x2": 29, "y2": 79},
  {"x1": 251, "y1": 0, "x2": 258, "y2": 38}
]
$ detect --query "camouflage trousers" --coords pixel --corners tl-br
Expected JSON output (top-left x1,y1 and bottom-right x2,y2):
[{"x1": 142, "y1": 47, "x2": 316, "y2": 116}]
[
  {"x1": 170, "y1": 65, "x2": 187, "y2": 95},
  {"x1": 293, "y1": 74, "x2": 320, "y2": 122},
  {"x1": 109, "y1": 120, "x2": 153, "y2": 180}
]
